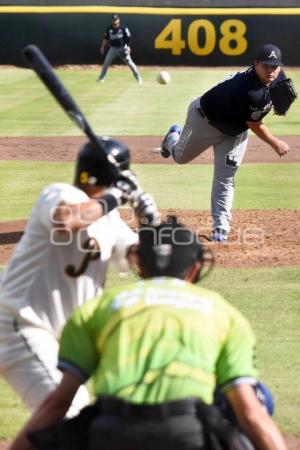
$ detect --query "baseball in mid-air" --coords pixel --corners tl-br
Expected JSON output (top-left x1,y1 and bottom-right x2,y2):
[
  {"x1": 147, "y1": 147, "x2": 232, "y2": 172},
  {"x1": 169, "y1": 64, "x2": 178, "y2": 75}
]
[{"x1": 156, "y1": 70, "x2": 171, "y2": 85}]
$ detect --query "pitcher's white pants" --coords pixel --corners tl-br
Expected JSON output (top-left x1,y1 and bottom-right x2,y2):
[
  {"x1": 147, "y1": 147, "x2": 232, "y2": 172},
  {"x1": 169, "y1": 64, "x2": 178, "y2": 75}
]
[{"x1": 172, "y1": 97, "x2": 248, "y2": 233}]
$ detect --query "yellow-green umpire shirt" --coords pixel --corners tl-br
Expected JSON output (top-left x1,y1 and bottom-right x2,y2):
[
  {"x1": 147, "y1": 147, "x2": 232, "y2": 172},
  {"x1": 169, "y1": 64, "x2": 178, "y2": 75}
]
[{"x1": 58, "y1": 277, "x2": 258, "y2": 404}]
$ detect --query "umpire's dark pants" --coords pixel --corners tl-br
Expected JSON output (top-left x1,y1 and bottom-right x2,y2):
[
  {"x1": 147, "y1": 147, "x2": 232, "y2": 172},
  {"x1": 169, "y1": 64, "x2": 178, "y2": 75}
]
[{"x1": 88, "y1": 397, "x2": 206, "y2": 450}]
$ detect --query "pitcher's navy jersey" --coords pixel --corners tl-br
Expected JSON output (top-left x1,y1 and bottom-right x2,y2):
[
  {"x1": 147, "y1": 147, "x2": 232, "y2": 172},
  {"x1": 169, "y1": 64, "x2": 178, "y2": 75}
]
[
  {"x1": 201, "y1": 67, "x2": 286, "y2": 136},
  {"x1": 104, "y1": 25, "x2": 131, "y2": 48}
]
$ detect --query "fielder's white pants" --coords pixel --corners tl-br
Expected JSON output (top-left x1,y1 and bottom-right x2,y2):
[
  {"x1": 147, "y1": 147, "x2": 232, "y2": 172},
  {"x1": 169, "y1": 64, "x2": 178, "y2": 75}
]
[
  {"x1": 171, "y1": 97, "x2": 248, "y2": 233},
  {"x1": 0, "y1": 310, "x2": 90, "y2": 416}
]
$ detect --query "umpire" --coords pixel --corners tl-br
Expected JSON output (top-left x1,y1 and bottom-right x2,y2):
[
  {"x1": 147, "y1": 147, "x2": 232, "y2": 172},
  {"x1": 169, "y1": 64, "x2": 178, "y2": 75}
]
[
  {"x1": 11, "y1": 217, "x2": 287, "y2": 450},
  {"x1": 97, "y1": 14, "x2": 142, "y2": 84}
]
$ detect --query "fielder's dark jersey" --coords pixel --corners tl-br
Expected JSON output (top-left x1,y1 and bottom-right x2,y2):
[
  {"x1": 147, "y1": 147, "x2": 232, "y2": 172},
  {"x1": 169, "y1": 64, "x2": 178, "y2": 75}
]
[
  {"x1": 104, "y1": 25, "x2": 131, "y2": 48},
  {"x1": 201, "y1": 67, "x2": 286, "y2": 136}
]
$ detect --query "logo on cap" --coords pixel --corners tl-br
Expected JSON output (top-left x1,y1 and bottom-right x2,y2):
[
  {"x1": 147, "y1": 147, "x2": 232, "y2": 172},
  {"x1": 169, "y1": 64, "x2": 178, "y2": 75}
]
[
  {"x1": 256, "y1": 44, "x2": 283, "y2": 66},
  {"x1": 79, "y1": 172, "x2": 98, "y2": 185},
  {"x1": 268, "y1": 51, "x2": 277, "y2": 59},
  {"x1": 80, "y1": 172, "x2": 89, "y2": 184},
  {"x1": 153, "y1": 244, "x2": 172, "y2": 269}
]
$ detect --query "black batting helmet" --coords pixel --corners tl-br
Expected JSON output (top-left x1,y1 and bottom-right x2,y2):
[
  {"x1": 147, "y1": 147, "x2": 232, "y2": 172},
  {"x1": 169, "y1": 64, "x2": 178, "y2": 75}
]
[
  {"x1": 74, "y1": 136, "x2": 130, "y2": 187},
  {"x1": 137, "y1": 216, "x2": 204, "y2": 278}
]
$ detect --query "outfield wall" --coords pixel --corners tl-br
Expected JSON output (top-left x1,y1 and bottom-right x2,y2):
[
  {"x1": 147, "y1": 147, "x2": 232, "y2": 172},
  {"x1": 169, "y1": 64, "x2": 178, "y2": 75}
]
[
  {"x1": 1, "y1": 6, "x2": 300, "y2": 66},
  {"x1": 1, "y1": 0, "x2": 300, "y2": 6}
]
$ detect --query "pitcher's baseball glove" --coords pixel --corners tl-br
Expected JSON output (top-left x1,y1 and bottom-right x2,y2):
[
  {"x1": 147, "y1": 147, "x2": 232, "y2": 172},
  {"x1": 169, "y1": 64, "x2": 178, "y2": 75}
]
[{"x1": 269, "y1": 78, "x2": 297, "y2": 116}]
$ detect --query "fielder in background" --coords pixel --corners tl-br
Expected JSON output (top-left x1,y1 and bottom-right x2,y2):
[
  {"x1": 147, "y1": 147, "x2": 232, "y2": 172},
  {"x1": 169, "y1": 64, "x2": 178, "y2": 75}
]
[
  {"x1": 11, "y1": 217, "x2": 286, "y2": 450},
  {"x1": 0, "y1": 136, "x2": 158, "y2": 417},
  {"x1": 97, "y1": 14, "x2": 142, "y2": 84},
  {"x1": 160, "y1": 43, "x2": 296, "y2": 242}
]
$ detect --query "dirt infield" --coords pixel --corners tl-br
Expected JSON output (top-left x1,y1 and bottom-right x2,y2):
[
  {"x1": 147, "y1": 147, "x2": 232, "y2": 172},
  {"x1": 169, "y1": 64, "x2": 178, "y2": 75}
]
[
  {"x1": 0, "y1": 135, "x2": 299, "y2": 268},
  {"x1": 1, "y1": 135, "x2": 300, "y2": 163},
  {"x1": 1, "y1": 208, "x2": 300, "y2": 268}
]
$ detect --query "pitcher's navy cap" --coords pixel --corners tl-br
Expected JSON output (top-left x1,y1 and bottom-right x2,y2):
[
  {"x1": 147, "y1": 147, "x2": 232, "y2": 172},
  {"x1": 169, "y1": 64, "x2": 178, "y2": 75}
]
[{"x1": 256, "y1": 44, "x2": 283, "y2": 66}]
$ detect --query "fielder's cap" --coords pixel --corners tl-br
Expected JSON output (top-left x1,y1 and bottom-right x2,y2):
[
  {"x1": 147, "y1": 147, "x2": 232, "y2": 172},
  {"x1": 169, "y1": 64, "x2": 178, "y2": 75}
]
[
  {"x1": 138, "y1": 216, "x2": 203, "y2": 276},
  {"x1": 256, "y1": 44, "x2": 283, "y2": 66},
  {"x1": 112, "y1": 14, "x2": 120, "y2": 22}
]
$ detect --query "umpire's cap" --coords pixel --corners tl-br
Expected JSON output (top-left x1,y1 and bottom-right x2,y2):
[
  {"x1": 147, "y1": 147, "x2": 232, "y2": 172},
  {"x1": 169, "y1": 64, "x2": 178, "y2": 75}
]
[
  {"x1": 75, "y1": 136, "x2": 130, "y2": 187},
  {"x1": 137, "y1": 216, "x2": 204, "y2": 277},
  {"x1": 112, "y1": 14, "x2": 120, "y2": 22}
]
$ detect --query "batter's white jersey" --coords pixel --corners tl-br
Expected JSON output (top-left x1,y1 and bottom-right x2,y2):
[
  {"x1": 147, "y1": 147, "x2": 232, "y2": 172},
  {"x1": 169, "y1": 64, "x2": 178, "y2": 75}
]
[{"x1": 0, "y1": 183, "x2": 137, "y2": 338}]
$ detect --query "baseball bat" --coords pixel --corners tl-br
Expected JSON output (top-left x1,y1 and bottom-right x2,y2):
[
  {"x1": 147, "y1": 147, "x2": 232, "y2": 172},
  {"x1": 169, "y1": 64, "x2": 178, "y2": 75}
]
[{"x1": 21, "y1": 44, "x2": 120, "y2": 179}]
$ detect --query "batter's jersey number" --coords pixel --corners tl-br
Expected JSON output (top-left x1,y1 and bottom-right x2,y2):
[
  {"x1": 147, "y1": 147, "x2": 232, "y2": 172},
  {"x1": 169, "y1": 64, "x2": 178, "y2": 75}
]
[{"x1": 155, "y1": 19, "x2": 247, "y2": 56}]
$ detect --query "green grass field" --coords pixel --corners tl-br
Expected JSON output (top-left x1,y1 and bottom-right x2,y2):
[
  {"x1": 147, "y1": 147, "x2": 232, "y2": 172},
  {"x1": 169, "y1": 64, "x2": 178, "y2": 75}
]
[
  {"x1": 0, "y1": 66, "x2": 299, "y2": 136},
  {"x1": 0, "y1": 66, "x2": 299, "y2": 440},
  {"x1": 0, "y1": 161, "x2": 299, "y2": 221}
]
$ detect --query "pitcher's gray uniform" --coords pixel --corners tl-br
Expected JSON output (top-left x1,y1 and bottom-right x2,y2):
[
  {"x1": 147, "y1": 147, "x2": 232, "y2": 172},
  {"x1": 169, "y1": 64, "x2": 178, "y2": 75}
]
[
  {"x1": 0, "y1": 183, "x2": 137, "y2": 415},
  {"x1": 97, "y1": 14, "x2": 142, "y2": 83},
  {"x1": 161, "y1": 44, "x2": 290, "y2": 241}
]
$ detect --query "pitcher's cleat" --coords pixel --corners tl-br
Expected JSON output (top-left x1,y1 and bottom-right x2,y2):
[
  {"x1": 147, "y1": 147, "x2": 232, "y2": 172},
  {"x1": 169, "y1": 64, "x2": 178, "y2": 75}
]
[
  {"x1": 160, "y1": 124, "x2": 182, "y2": 158},
  {"x1": 152, "y1": 147, "x2": 163, "y2": 153},
  {"x1": 211, "y1": 228, "x2": 229, "y2": 242}
]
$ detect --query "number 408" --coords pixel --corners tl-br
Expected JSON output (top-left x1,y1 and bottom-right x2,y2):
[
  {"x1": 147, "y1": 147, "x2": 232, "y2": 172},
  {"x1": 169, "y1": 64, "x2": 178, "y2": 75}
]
[{"x1": 155, "y1": 19, "x2": 247, "y2": 56}]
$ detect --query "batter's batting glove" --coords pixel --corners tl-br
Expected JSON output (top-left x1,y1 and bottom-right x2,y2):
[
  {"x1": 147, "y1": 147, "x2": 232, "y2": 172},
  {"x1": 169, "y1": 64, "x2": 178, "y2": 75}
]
[
  {"x1": 117, "y1": 171, "x2": 160, "y2": 225},
  {"x1": 99, "y1": 170, "x2": 140, "y2": 214},
  {"x1": 130, "y1": 191, "x2": 161, "y2": 226},
  {"x1": 115, "y1": 170, "x2": 141, "y2": 198}
]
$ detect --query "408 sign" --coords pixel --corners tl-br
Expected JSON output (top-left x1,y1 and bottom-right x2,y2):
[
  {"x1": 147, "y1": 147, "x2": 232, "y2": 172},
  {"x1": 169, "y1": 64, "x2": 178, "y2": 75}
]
[
  {"x1": 154, "y1": 18, "x2": 248, "y2": 58},
  {"x1": 2, "y1": 8, "x2": 298, "y2": 66}
]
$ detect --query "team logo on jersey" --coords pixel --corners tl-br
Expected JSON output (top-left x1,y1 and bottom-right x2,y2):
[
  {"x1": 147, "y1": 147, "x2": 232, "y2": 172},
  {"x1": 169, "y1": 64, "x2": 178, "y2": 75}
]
[
  {"x1": 65, "y1": 238, "x2": 101, "y2": 278},
  {"x1": 250, "y1": 101, "x2": 272, "y2": 120},
  {"x1": 251, "y1": 111, "x2": 263, "y2": 120}
]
